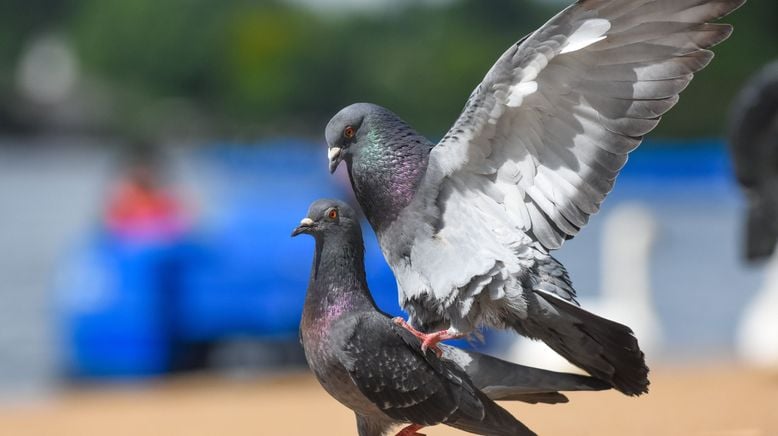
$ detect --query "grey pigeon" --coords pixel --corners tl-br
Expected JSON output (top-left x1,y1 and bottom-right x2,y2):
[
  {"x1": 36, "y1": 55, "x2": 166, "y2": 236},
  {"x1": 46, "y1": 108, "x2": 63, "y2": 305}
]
[
  {"x1": 727, "y1": 60, "x2": 778, "y2": 261},
  {"x1": 292, "y1": 199, "x2": 608, "y2": 436},
  {"x1": 325, "y1": 0, "x2": 745, "y2": 396}
]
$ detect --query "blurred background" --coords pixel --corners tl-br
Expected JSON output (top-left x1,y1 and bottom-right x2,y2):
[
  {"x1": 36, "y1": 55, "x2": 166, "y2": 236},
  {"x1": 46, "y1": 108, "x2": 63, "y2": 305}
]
[{"x1": 1, "y1": 0, "x2": 777, "y2": 434}]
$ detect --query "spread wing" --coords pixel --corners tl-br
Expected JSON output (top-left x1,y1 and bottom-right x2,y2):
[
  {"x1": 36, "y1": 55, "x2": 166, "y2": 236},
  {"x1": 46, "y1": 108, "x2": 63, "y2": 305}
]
[
  {"x1": 339, "y1": 313, "x2": 484, "y2": 426},
  {"x1": 421, "y1": 0, "x2": 743, "y2": 252}
]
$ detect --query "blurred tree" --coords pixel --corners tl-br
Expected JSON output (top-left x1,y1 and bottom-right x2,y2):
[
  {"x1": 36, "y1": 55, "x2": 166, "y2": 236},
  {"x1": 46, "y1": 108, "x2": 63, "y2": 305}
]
[
  {"x1": 73, "y1": 0, "x2": 222, "y2": 97},
  {"x1": 0, "y1": 0, "x2": 774, "y2": 141}
]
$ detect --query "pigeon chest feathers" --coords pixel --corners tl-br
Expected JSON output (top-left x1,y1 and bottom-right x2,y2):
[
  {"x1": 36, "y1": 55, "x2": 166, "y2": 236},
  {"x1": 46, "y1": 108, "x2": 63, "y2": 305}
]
[
  {"x1": 350, "y1": 129, "x2": 433, "y2": 232},
  {"x1": 300, "y1": 297, "x2": 351, "y2": 383},
  {"x1": 300, "y1": 297, "x2": 383, "y2": 417},
  {"x1": 301, "y1": 291, "x2": 352, "y2": 347}
]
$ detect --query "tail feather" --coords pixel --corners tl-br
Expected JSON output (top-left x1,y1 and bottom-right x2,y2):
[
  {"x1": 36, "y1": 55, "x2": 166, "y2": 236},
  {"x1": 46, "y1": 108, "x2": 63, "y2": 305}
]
[
  {"x1": 497, "y1": 392, "x2": 568, "y2": 404},
  {"x1": 448, "y1": 391, "x2": 537, "y2": 436},
  {"x1": 517, "y1": 290, "x2": 650, "y2": 396},
  {"x1": 440, "y1": 345, "x2": 610, "y2": 404}
]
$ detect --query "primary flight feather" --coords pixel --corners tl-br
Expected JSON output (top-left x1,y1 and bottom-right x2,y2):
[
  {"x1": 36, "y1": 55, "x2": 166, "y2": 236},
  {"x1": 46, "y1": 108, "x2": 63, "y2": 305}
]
[{"x1": 325, "y1": 0, "x2": 744, "y2": 396}]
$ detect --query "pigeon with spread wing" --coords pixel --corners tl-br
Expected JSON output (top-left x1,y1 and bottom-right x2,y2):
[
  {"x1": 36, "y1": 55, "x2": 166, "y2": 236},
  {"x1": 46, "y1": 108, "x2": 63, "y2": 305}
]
[{"x1": 325, "y1": 0, "x2": 744, "y2": 396}]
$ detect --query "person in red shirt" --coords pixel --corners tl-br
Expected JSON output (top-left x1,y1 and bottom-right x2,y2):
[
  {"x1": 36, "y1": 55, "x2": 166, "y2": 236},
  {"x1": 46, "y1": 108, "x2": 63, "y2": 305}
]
[{"x1": 105, "y1": 152, "x2": 188, "y2": 243}]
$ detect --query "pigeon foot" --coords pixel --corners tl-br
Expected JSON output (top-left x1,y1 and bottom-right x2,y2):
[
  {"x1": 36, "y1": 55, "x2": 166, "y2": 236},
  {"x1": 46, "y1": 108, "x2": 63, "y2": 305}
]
[
  {"x1": 391, "y1": 317, "x2": 461, "y2": 358},
  {"x1": 395, "y1": 423, "x2": 425, "y2": 436}
]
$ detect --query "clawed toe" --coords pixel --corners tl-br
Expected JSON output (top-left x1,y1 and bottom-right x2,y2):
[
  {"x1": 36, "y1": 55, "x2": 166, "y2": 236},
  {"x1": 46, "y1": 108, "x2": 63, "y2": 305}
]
[
  {"x1": 420, "y1": 338, "x2": 443, "y2": 358},
  {"x1": 396, "y1": 424, "x2": 425, "y2": 436}
]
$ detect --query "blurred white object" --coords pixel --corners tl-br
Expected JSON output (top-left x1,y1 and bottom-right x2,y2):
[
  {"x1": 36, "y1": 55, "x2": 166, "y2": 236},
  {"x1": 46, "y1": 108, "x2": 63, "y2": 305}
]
[
  {"x1": 736, "y1": 253, "x2": 778, "y2": 367},
  {"x1": 15, "y1": 33, "x2": 79, "y2": 106},
  {"x1": 506, "y1": 203, "x2": 662, "y2": 373}
]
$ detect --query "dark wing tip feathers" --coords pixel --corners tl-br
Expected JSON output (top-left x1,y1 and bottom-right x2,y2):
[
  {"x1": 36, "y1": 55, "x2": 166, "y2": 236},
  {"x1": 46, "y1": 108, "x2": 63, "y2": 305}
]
[
  {"x1": 536, "y1": 290, "x2": 650, "y2": 396},
  {"x1": 498, "y1": 392, "x2": 570, "y2": 404}
]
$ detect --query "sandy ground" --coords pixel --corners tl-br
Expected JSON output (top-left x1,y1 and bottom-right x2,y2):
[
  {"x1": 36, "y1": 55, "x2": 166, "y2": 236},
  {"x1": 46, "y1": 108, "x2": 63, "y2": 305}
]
[{"x1": 0, "y1": 365, "x2": 777, "y2": 436}]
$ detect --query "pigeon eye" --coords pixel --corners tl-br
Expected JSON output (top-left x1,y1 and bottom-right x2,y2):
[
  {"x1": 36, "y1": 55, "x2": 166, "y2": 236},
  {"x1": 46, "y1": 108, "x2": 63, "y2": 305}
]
[
  {"x1": 344, "y1": 126, "x2": 355, "y2": 139},
  {"x1": 328, "y1": 209, "x2": 338, "y2": 220}
]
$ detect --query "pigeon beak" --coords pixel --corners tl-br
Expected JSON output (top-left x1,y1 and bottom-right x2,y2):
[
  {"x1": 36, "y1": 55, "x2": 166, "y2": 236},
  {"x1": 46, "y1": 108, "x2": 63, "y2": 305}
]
[
  {"x1": 291, "y1": 217, "x2": 315, "y2": 237},
  {"x1": 328, "y1": 147, "x2": 342, "y2": 174}
]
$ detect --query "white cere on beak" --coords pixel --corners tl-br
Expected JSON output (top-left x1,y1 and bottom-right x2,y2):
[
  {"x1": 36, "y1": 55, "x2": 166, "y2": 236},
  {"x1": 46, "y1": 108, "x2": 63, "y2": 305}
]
[
  {"x1": 328, "y1": 147, "x2": 342, "y2": 162},
  {"x1": 300, "y1": 218, "x2": 314, "y2": 226}
]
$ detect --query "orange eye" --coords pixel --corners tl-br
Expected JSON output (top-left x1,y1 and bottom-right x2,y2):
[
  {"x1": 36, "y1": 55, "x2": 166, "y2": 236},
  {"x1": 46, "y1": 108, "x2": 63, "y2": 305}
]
[
  {"x1": 328, "y1": 209, "x2": 338, "y2": 220},
  {"x1": 344, "y1": 126, "x2": 355, "y2": 139}
]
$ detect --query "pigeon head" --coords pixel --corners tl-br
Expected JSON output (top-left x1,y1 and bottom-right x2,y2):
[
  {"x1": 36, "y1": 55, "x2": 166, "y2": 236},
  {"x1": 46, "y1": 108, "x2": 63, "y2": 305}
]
[
  {"x1": 291, "y1": 198, "x2": 360, "y2": 239},
  {"x1": 293, "y1": 199, "x2": 369, "y2": 293},
  {"x1": 324, "y1": 103, "x2": 384, "y2": 174},
  {"x1": 325, "y1": 103, "x2": 434, "y2": 230}
]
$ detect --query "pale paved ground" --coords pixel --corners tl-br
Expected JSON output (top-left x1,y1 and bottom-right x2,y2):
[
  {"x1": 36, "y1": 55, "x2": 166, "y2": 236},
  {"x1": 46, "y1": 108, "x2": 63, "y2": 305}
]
[{"x1": 0, "y1": 365, "x2": 777, "y2": 436}]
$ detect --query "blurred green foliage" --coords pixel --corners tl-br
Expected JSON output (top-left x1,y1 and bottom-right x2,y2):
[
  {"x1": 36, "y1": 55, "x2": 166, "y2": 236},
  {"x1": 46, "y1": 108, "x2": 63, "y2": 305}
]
[{"x1": 1, "y1": 0, "x2": 776, "y2": 140}]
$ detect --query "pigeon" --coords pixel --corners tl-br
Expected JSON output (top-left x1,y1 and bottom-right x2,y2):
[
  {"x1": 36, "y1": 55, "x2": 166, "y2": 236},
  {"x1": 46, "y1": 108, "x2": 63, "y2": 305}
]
[
  {"x1": 727, "y1": 60, "x2": 778, "y2": 261},
  {"x1": 292, "y1": 199, "x2": 609, "y2": 436},
  {"x1": 325, "y1": 0, "x2": 745, "y2": 396}
]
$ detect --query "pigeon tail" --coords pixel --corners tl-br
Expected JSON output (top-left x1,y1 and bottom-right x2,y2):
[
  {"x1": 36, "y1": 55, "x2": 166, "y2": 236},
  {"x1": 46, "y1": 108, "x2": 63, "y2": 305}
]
[
  {"x1": 512, "y1": 290, "x2": 649, "y2": 396},
  {"x1": 448, "y1": 390, "x2": 537, "y2": 436},
  {"x1": 441, "y1": 346, "x2": 611, "y2": 404}
]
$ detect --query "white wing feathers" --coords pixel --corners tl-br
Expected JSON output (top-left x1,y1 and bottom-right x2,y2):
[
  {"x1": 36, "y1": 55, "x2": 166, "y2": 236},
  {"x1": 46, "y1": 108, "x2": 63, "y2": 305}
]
[
  {"x1": 399, "y1": 0, "x2": 741, "y2": 313},
  {"x1": 427, "y1": 0, "x2": 741, "y2": 251},
  {"x1": 559, "y1": 18, "x2": 610, "y2": 55}
]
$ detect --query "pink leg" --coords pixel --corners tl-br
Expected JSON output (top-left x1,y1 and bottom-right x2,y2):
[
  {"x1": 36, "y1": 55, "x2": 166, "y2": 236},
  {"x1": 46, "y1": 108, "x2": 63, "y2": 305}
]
[
  {"x1": 392, "y1": 317, "x2": 463, "y2": 358},
  {"x1": 395, "y1": 423, "x2": 426, "y2": 436}
]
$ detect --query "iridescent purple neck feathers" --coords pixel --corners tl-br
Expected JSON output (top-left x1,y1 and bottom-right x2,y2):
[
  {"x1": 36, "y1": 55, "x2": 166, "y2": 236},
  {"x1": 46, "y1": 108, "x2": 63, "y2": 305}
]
[
  {"x1": 346, "y1": 111, "x2": 434, "y2": 231},
  {"x1": 302, "y1": 226, "x2": 376, "y2": 329}
]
